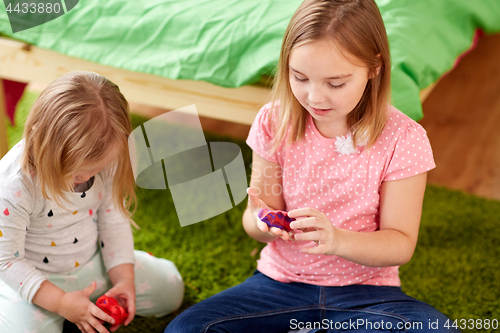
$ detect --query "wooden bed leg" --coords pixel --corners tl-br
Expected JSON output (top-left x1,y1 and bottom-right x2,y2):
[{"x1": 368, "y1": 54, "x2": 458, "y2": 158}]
[{"x1": 0, "y1": 79, "x2": 9, "y2": 158}]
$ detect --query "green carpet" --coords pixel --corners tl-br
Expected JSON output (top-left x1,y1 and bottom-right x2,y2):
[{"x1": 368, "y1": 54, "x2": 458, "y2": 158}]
[{"x1": 5, "y1": 91, "x2": 500, "y2": 333}]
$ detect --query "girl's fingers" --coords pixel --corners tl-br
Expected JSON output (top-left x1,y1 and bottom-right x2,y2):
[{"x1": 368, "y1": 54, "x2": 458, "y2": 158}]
[
  {"x1": 258, "y1": 222, "x2": 292, "y2": 241},
  {"x1": 270, "y1": 227, "x2": 290, "y2": 239},
  {"x1": 247, "y1": 190, "x2": 289, "y2": 240},
  {"x1": 81, "y1": 322, "x2": 97, "y2": 333},
  {"x1": 82, "y1": 281, "x2": 97, "y2": 297},
  {"x1": 124, "y1": 300, "x2": 136, "y2": 326},
  {"x1": 294, "y1": 230, "x2": 322, "y2": 242},
  {"x1": 110, "y1": 324, "x2": 121, "y2": 332},
  {"x1": 276, "y1": 229, "x2": 290, "y2": 241},
  {"x1": 77, "y1": 324, "x2": 85, "y2": 333},
  {"x1": 246, "y1": 187, "x2": 260, "y2": 210},
  {"x1": 301, "y1": 243, "x2": 326, "y2": 255},
  {"x1": 270, "y1": 227, "x2": 293, "y2": 241},
  {"x1": 282, "y1": 232, "x2": 291, "y2": 241},
  {"x1": 258, "y1": 220, "x2": 286, "y2": 236},
  {"x1": 247, "y1": 187, "x2": 270, "y2": 213},
  {"x1": 104, "y1": 288, "x2": 116, "y2": 298},
  {"x1": 290, "y1": 217, "x2": 321, "y2": 230},
  {"x1": 89, "y1": 318, "x2": 110, "y2": 333},
  {"x1": 257, "y1": 220, "x2": 269, "y2": 232},
  {"x1": 91, "y1": 306, "x2": 115, "y2": 326},
  {"x1": 288, "y1": 207, "x2": 322, "y2": 219},
  {"x1": 269, "y1": 226, "x2": 282, "y2": 235}
]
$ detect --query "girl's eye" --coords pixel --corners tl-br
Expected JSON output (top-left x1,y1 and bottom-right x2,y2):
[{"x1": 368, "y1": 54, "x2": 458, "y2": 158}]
[
  {"x1": 293, "y1": 75, "x2": 307, "y2": 83},
  {"x1": 328, "y1": 83, "x2": 345, "y2": 89}
]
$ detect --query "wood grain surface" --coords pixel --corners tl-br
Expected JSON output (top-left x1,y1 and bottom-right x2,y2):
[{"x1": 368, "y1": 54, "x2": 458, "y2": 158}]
[{"x1": 420, "y1": 33, "x2": 500, "y2": 201}]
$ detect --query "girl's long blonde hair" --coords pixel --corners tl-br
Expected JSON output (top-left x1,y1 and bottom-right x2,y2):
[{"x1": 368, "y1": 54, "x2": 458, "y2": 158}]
[
  {"x1": 21, "y1": 71, "x2": 137, "y2": 224},
  {"x1": 269, "y1": 0, "x2": 391, "y2": 152}
]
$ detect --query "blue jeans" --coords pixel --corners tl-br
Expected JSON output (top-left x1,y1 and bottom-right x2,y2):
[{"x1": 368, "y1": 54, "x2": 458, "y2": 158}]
[{"x1": 165, "y1": 271, "x2": 458, "y2": 333}]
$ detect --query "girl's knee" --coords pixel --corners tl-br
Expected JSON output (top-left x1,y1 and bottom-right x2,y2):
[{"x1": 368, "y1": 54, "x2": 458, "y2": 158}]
[
  {"x1": 134, "y1": 251, "x2": 184, "y2": 317},
  {"x1": 146, "y1": 272, "x2": 184, "y2": 317},
  {"x1": 164, "y1": 314, "x2": 186, "y2": 333},
  {"x1": 165, "y1": 308, "x2": 205, "y2": 333}
]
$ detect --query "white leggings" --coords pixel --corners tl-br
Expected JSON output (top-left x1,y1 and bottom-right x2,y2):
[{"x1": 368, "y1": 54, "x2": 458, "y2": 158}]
[{"x1": 0, "y1": 250, "x2": 184, "y2": 332}]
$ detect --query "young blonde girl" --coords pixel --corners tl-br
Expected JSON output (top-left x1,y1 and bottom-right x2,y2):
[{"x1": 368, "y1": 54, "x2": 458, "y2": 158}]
[
  {"x1": 166, "y1": 0, "x2": 457, "y2": 332},
  {"x1": 0, "y1": 71, "x2": 184, "y2": 333}
]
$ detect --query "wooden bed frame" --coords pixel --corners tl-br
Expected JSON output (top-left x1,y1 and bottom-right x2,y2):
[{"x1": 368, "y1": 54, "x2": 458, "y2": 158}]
[{"x1": 0, "y1": 36, "x2": 434, "y2": 158}]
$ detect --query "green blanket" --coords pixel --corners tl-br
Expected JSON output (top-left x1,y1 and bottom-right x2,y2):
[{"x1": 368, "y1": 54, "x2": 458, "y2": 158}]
[{"x1": 1, "y1": 0, "x2": 500, "y2": 120}]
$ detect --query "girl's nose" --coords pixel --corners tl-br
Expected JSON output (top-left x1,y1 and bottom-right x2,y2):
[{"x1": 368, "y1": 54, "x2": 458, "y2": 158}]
[
  {"x1": 79, "y1": 173, "x2": 92, "y2": 182},
  {"x1": 308, "y1": 85, "x2": 326, "y2": 105}
]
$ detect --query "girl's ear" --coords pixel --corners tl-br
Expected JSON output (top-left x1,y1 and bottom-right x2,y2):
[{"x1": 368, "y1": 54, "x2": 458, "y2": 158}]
[
  {"x1": 369, "y1": 66, "x2": 381, "y2": 79},
  {"x1": 369, "y1": 54, "x2": 382, "y2": 79}
]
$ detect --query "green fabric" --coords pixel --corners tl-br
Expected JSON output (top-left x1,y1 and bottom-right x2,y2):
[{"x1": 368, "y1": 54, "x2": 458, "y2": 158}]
[
  {"x1": 377, "y1": 0, "x2": 500, "y2": 120},
  {"x1": 0, "y1": 0, "x2": 302, "y2": 87},
  {"x1": 1, "y1": 0, "x2": 500, "y2": 120}
]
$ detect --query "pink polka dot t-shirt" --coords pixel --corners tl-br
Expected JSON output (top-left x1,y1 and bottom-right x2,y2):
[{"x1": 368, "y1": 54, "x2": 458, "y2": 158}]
[{"x1": 246, "y1": 103, "x2": 436, "y2": 287}]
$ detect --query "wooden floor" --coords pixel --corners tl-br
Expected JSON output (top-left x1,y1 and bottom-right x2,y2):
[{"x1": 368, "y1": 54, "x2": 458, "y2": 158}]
[{"x1": 420, "y1": 33, "x2": 500, "y2": 201}]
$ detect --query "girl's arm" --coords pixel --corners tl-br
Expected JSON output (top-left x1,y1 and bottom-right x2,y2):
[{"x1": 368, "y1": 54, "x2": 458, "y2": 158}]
[
  {"x1": 96, "y1": 172, "x2": 135, "y2": 273},
  {"x1": 96, "y1": 173, "x2": 136, "y2": 329},
  {"x1": 242, "y1": 152, "x2": 289, "y2": 243},
  {"x1": 290, "y1": 172, "x2": 427, "y2": 267},
  {"x1": 105, "y1": 263, "x2": 136, "y2": 329},
  {"x1": 108, "y1": 263, "x2": 134, "y2": 286}
]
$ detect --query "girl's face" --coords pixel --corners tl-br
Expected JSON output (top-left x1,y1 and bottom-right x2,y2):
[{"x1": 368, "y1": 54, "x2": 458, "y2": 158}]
[
  {"x1": 289, "y1": 38, "x2": 372, "y2": 137},
  {"x1": 71, "y1": 145, "x2": 120, "y2": 185}
]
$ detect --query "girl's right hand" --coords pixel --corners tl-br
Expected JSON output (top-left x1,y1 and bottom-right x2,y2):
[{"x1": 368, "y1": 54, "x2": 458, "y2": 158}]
[
  {"x1": 247, "y1": 187, "x2": 293, "y2": 241},
  {"x1": 58, "y1": 281, "x2": 116, "y2": 333}
]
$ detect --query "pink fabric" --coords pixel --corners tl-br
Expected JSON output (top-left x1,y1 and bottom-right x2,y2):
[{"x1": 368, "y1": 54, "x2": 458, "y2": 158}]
[
  {"x1": 454, "y1": 29, "x2": 484, "y2": 67},
  {"x1": 1, "y1": 79, "x2": 28, "y2": 126},
  {"x1": 246, "y1": 103, "x2": 436, "y2": 287}
]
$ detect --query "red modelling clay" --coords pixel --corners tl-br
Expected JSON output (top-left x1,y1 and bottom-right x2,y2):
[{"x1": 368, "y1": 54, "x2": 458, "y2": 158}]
[
  {"x1": 96, "y1": 295, "x2": 128, "y2": 326},
  {"x1": 258, "y1": 208, "x2": 295, "y2": 232}
]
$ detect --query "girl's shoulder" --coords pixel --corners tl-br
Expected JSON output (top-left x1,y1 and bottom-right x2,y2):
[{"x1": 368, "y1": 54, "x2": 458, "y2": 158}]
[
  {"x1": 1, "y1": 141, "x2": 26, "y2": 180},
  {"x1": 0, "y1": 141, "x2": 37, "y2": 196},
  {"x1": 386, "y1": 105, "x2": 415, "y2": 127},
  {"x1": 250, "y1": 102, "x2": 281, "y2": 139},
  {"x1": 256, "y1": 102, "x2": 280, "y2": 126},
  {"x1": 246, "y1": 102, "x2": 283, "y2": 163},
  {"x1": 378, "y1": 106, "x2": 436, "y2": 181},
  {"x1": 383, "y1": 105, "x2": 429, "y2": 141},
  {"x1": 95, "y1": 166, "x2": 114, "y2": 189}
]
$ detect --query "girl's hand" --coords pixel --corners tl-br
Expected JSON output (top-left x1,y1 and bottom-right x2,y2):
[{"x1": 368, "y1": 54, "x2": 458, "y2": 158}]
[
  {"x1": 104, "y1": 278, "x2": 136, "y2": 331},
  {"x1": 247, "y1": 187, "x2": 293, "y2": 241},
  {"x1": 288, "y1": 207, "x2": 340, "y2": 255},
  {"x1": 58, "y1": 281, "x2": 115, "y2": 333}
]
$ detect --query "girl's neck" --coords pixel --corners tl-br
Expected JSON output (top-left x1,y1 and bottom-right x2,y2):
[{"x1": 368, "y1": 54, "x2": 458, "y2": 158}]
[
  {"x1": 312, "y1": 117, "x2": 350, "y2": 139},
  {"x1": 73, "y1": 176, "x2": 95, "y2": 193}
]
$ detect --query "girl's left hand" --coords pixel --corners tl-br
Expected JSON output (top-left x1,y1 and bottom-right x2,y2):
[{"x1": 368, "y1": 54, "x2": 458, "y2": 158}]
[
  {"x1": 104, "y1": 278, "x2": 136, "y2": 331},
  {"x1": 288, "y1": 207, "x2": 340, "y2": 255}
]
